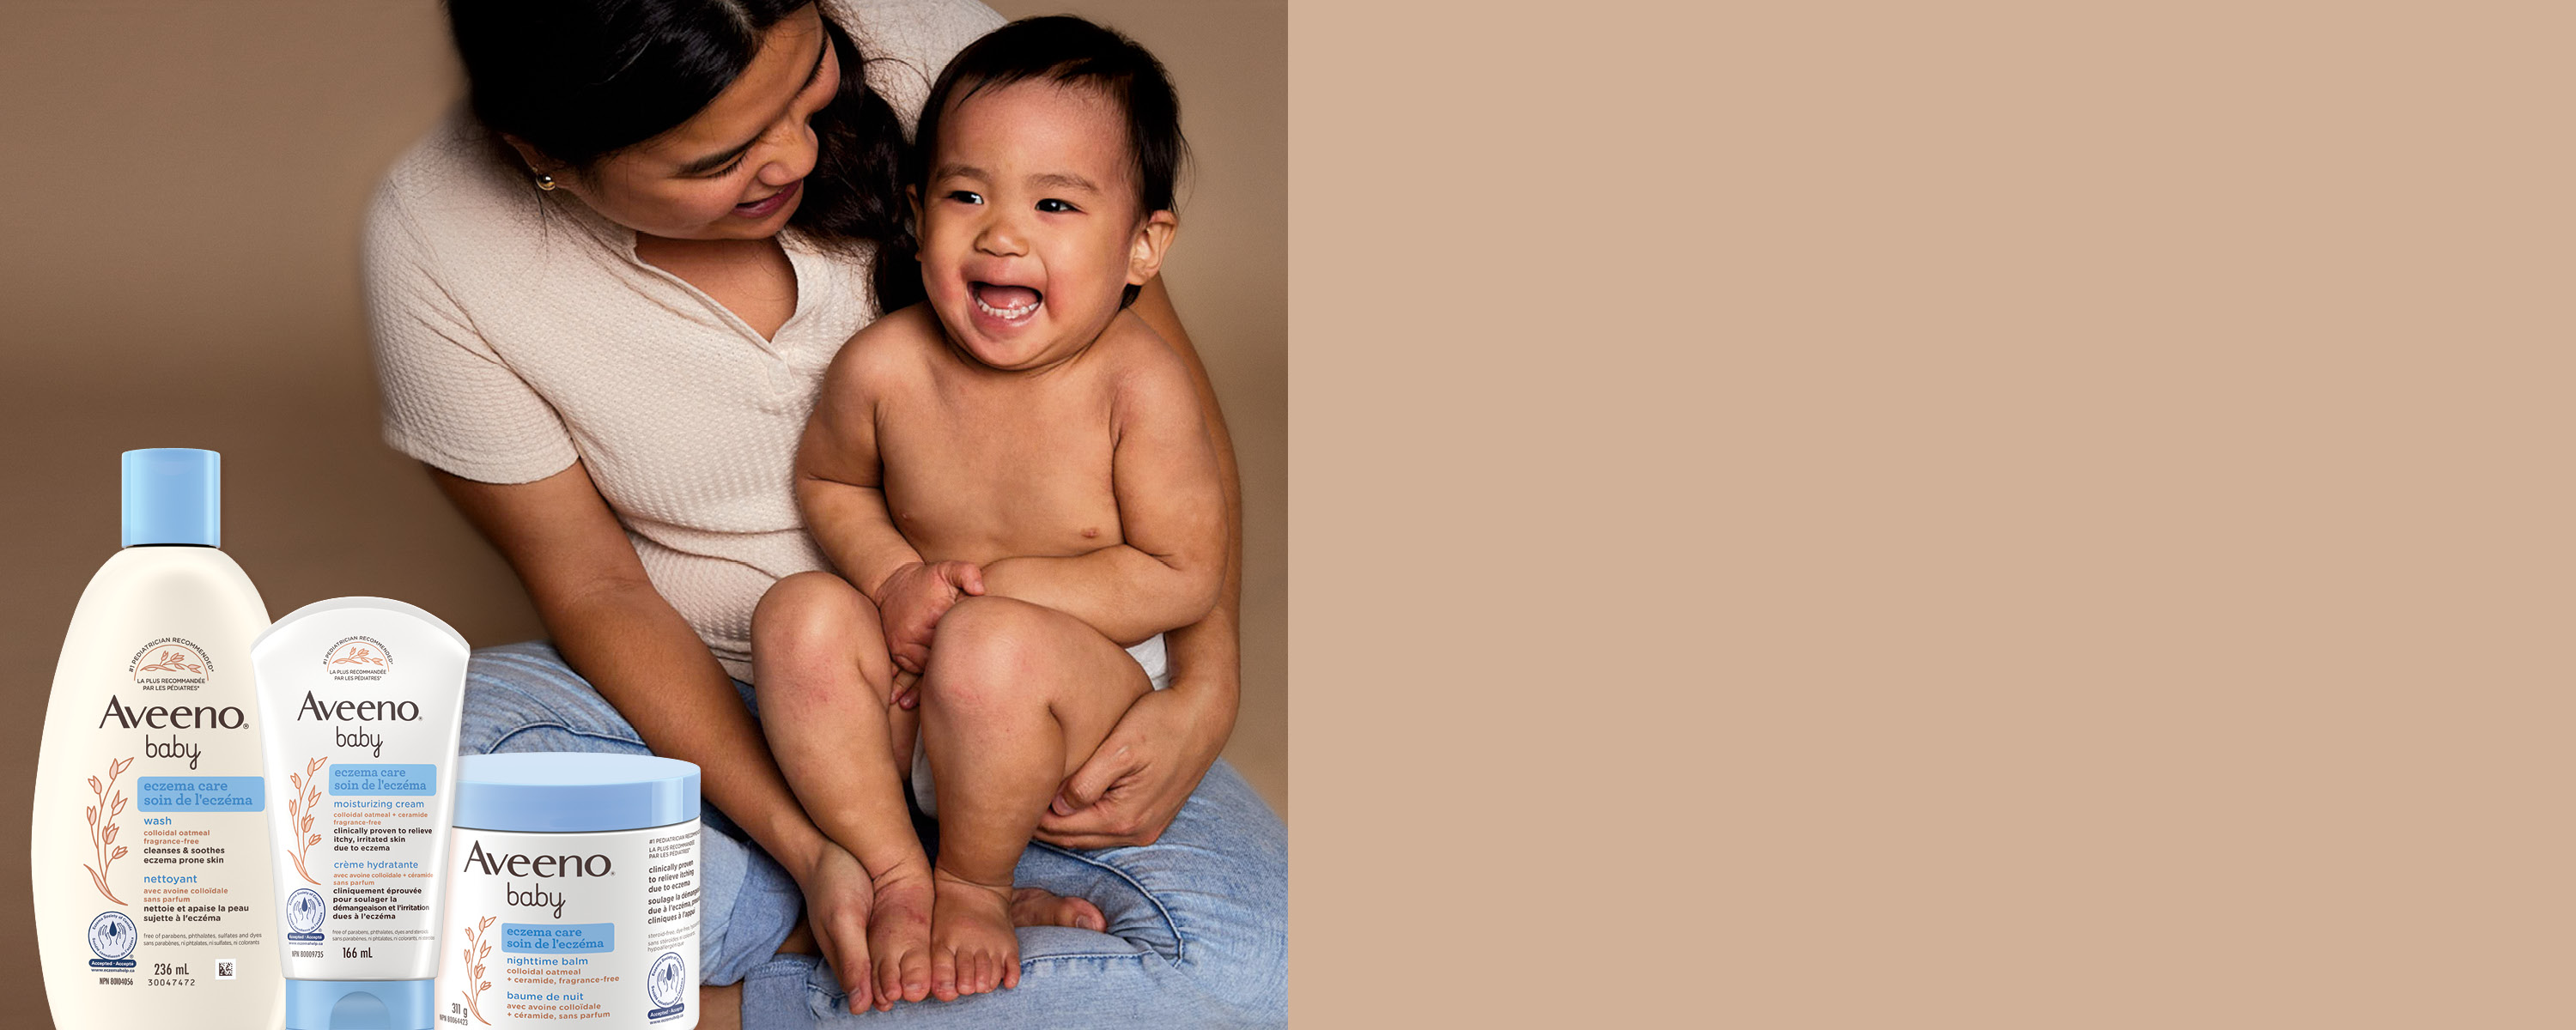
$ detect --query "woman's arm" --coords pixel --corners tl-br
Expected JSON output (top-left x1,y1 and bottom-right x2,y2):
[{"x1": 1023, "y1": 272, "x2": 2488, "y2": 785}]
[
  {"x1": 428, "y1": 463, "x2": 835, "y2": 882},
  {"x1": 1036, "y1": 276, "x2": 1246, "y2": 846}
]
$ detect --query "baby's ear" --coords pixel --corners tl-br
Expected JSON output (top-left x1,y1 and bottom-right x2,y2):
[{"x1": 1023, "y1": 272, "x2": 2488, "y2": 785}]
[{"x1": 1127, "y1": 209, "x2": 1179, "y2": 285}]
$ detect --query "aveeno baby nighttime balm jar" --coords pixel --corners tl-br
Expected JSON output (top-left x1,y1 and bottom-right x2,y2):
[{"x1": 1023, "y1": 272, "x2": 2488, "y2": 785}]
[{"x1": 436, "y1": 753, "x2": 703, "y2": 1028}]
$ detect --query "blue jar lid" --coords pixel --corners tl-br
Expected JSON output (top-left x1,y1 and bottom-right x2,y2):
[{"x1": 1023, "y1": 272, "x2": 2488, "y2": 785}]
[{"x1": 453, "y1": 753, "x2": 700, "y2": 833}]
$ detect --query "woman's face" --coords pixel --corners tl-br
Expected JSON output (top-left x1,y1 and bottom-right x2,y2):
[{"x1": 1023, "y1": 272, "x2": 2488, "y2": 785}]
[{"x1": 525, "y1": 6, "x2": 838, "y2": 242}]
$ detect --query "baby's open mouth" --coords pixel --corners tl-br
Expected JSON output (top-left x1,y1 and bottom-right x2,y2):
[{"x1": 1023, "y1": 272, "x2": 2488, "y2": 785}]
[{"x1": 970, "y1": 282, "x2": 1042, "y2": 322}]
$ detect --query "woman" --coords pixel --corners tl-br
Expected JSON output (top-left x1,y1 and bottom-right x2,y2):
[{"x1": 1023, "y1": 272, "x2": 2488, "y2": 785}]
[{"x1": 362, "y1": 1, "x2": 1285, "y2": 1026}]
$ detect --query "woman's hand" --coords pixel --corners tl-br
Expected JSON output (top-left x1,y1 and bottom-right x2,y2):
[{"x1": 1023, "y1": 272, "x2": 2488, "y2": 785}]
[
  {"x1": 790, "y1": 839, "x2": 881, "y2": 1014},
  {"x1": 872, "y1": 560, "x2": 984, "y2": 701},
  {"x1": 1036, "y1": 683, "x2": 1230, "y2": 848}
]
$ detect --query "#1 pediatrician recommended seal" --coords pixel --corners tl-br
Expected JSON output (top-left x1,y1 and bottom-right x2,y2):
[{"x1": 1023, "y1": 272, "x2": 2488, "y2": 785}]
[{"x1": 435, "y1": 753, "x2": 702, "y2": 1028}]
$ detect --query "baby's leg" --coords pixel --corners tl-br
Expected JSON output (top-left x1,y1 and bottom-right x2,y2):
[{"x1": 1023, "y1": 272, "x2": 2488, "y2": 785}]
[
  {"x1": 915, "y1": 596, "x2": 1154, "y2": 1000},
  {"x1": 749, "y1": 571, "x2": 933, "y2": 1009}
]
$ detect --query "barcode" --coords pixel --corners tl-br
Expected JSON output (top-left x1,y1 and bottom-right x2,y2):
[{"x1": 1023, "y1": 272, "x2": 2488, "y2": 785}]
[{"x1": 215, "y1": 960, "x2": 236, "y2": 980}]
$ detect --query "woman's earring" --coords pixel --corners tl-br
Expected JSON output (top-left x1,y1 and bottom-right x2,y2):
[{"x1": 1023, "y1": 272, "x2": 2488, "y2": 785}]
[{"x1": 534, "y1": 173, "x2": 557, "y2": 191}]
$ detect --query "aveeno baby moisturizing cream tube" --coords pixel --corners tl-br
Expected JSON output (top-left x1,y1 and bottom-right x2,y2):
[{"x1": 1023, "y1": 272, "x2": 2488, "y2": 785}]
[
  {"x1": 255, "y1": 597, "x2": 471, "y2": 1030},
  {"x1": 31, "y1": 449, "x2": 285, "y2": 1028},
  {"x1": 436, "y1": 754, "x2": 703, "y2": 1028}
]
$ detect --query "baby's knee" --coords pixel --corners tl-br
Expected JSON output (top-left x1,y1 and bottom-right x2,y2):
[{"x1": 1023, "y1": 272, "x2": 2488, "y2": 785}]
[
  {"x1": 920, "y1": 597, "x2": 1050, "y2": 712},
  {"x1": 755, "y1": 573, "x2": 873, "y2": 650},
  {"x1": 752, "y1": 573, "x2": 890, "y2": 692}
]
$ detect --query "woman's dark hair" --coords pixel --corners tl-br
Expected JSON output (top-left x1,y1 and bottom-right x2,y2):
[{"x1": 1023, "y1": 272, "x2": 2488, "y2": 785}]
[
  {"x1": 909, "y1": 15, "x2": 1188, "y2": 307},
  {"x1": 445, "y1": 0, "x2": 916, "y2": 309}
]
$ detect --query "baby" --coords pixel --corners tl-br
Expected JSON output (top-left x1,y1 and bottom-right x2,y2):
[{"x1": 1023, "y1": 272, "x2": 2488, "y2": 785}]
[{"x1": 750, "y1": 15, "x2": 1222, "y2": 1012}]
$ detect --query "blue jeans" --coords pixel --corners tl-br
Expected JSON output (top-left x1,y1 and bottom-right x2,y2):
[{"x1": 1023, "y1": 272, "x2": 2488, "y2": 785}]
[{"x1": 459, "y1": 641, "x2": 1287, "y2": 1027}]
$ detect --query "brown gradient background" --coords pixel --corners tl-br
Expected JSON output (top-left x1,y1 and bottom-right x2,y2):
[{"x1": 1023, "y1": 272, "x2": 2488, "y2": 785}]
[
  {"x1": 0, "y1": 0, "x2": 1279, "y2": 1025},
  {"x1": 1291, "y1": 0, "x2": 2571, "y2": 1027}
]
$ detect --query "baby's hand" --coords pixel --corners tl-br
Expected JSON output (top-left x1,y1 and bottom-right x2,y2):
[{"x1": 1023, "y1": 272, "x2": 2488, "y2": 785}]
[{"x1": 874, "y1": 560, "x2": 985, "y2": 702}]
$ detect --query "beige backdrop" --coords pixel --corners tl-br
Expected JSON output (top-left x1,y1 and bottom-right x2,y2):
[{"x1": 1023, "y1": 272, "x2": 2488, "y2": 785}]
[
  {"x1": 1288, "y1": 0, "x2": 2574, "y2": 1026},
  {"x1": 0, "y1": 1, "x2": 1281, "y2": 1022}
]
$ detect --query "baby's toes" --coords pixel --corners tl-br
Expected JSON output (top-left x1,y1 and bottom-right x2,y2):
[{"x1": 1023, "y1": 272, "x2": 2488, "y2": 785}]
[
  {"x1": 952, "y1": 950, "x2": 979, "y2": 997},
  {"x1": 930, "y1": 946, "x2": 961, "y2": 1002},
  {"x1": 901, "y1": 945, "x2": 933, "y2": 1002},
  {"x1": 1010, "y1": 887, "x2": 1106, "y2": 931},
  {"x1": 873, "y1": 953, "x2": 902, "y2": 1012},
  {"x1": 953, "y1": 952, "x2": 981, "y2": 997},
  {"x1": 838, "y1": 939, "x2": 872, "y2": 1012}
]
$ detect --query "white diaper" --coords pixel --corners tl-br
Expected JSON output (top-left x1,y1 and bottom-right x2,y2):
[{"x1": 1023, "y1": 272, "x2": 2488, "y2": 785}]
[{"x1": 909, "y1": 633, "x2": 1171, "y2": 817}]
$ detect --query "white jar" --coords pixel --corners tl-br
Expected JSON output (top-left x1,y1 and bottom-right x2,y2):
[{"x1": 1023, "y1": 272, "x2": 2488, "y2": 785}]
[{"x1": 434, "y1": 754, "x2": 701, "y2": 1028}]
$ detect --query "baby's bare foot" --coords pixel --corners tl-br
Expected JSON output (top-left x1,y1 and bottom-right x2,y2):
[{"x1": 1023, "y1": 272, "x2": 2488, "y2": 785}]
[
  {"x1": 866, "y1": 860, "x2": 936, "y2": 1009},
  {"x1": 929, "y1": 868, "x2": 1022, "y2": 1000},
  {"x1": 1011, "y1": 886, "x2": 1105, "y2": 931}
]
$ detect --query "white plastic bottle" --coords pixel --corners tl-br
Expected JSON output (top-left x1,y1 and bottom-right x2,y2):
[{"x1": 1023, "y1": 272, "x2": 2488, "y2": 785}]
[{"x1": 30, "y1": 448, "x2": 285, "y2": 1027}]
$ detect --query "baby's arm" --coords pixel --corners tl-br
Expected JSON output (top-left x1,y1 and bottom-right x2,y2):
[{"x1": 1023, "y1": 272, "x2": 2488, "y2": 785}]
[
  {"x1": 795, "y1": 312, "x2": 983, "y2": 675},
  {"x1": 979, "y1": 336, "x2": 1226, "y2": 645}
]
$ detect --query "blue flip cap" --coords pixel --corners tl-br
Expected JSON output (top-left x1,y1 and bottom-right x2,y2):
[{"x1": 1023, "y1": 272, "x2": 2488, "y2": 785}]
[
  {"x1": 122, "y1": 447, "x2": 220, "y2": 547},
  {"x1": 285, "y1": 978, "x2": 434, "y2": 1030}
]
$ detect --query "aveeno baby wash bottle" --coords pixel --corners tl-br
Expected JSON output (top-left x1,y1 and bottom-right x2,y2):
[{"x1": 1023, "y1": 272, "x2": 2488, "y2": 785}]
[{"x1": 30, "y1": 448, "x2": 285, "y2": 1028}]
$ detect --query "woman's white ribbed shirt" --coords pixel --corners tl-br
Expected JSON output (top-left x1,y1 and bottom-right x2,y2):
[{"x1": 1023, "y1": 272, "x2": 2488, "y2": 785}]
[{"x1": 365, "y1": 0, "x2": 1003, "y2": 680}]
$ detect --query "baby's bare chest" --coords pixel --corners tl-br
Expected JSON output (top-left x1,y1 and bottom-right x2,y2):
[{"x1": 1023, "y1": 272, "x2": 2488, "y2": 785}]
[{"x1": 874, "y1": 379, "x2": 1124, "y2": 561}]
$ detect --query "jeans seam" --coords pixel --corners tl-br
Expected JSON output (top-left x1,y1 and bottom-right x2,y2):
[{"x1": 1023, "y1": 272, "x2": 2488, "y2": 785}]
[
  {"x1": 480, "y1": 719, "x2": 644, "y2": 754},
  {"x1": 1024, "y1": 840, "x2": 1189, "y2": 966},
  {"x1": 1022, "y1": 951, "x2": 1152, "y2": 964}
]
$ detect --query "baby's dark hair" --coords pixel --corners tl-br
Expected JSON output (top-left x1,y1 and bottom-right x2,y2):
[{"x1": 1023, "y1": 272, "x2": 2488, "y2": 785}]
[{"x1": 884, "y1": 15, "x2": 1186, "y2": 309}]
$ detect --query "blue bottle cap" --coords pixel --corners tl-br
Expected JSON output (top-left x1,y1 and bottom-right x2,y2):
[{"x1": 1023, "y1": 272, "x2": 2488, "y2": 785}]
[
  {"x1": 453, "y1": 753, "x2": 702, "y2": 833},
  {"x1": 121, "y1": 447, "x2": 221, "y2": 548},
  {"x1": 284, "y1": 978, "x2": 435, "y2": 1030}
]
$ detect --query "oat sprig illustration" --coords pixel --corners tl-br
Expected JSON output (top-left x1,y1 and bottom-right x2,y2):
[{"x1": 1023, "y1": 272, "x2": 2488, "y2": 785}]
[
  {"x1": 83, "y1": 756, "x2": 134, "y2": 905},
  {"x1": 137, "y1": 648, "x2": 204, "y2": 674},
  {"x1": 461, "y1": 916, "x2": 497, "y2": 1025},
  {"x1": 284, "y1": 756, "x2": 327, "y2": 885},
  {"x1": 330, "y1": 646, "x2": 386, "y2": 667}
]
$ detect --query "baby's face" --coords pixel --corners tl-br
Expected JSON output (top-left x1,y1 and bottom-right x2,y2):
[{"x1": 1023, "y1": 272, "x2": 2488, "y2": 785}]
[{"x1": 916, "y1": 81, "x2": 1164, "y2": 371}]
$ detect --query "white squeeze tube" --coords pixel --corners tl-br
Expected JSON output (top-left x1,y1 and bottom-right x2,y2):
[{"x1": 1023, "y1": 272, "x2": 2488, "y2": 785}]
[{"x1": 254, "y1": 597, "x2": 471, "y2": 1030}]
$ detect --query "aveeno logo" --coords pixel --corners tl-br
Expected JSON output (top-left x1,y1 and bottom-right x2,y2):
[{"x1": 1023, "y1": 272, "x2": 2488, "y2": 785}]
[
  {"x1": 464, "y1": 841, "x2": 614, "y2": 918},
  {"x1": 462, "y1": 840, "x2": 615, "y2": 878},
  {"x1": 96, "y1": 696, "x2": 246, "y2": 730},
  {"x1": 295, "y1": 692, "x2": 422, "y2": 723},
  {"x1": 98, "y1": 695, "x2": 241, "y2": 768},
  {"x1": 299, "y1": 691, "x2": 417, "y2": 757}
]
